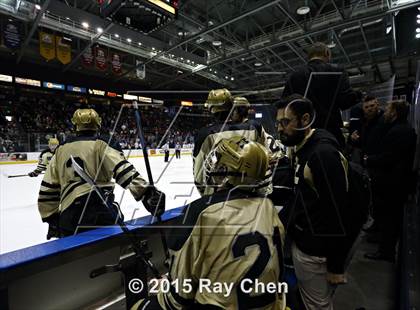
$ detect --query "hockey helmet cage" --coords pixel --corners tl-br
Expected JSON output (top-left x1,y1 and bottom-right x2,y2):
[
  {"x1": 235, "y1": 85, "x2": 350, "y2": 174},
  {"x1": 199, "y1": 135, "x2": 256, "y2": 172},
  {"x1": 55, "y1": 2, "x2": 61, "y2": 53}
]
[{"x1": 204, "y1": 136, "x2": 269, "y2": 190}]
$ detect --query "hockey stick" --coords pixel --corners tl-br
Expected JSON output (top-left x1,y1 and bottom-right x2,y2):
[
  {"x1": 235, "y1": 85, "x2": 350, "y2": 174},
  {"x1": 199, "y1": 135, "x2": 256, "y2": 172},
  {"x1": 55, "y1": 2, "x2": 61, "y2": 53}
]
[
  {"x1": 131, "y1": 101, "x2": 169, "y2": 261},
  {"x1": 71, "y1": 155, "x2": 160, "y2": 278},
  {"x1": 7, "y1": 173, "x2": 44, "y2": 178}
]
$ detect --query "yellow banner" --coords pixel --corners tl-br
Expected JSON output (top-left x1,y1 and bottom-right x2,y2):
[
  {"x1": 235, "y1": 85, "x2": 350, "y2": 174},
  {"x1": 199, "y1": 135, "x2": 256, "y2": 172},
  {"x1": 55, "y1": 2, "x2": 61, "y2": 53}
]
[
  {"x1": 56, "y1": 36, "x2": 71, "y2": 64},
  {"x1": 39, "y1": 32, "x2": 55, "y2": 61}
]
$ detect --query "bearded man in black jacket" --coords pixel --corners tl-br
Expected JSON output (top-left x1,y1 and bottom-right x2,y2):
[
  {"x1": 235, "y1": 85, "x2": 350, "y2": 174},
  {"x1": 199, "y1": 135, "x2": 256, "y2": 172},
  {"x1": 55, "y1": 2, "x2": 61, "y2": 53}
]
[{"x1": 276, "y1": 95, "x2": 358, "y2": 310}]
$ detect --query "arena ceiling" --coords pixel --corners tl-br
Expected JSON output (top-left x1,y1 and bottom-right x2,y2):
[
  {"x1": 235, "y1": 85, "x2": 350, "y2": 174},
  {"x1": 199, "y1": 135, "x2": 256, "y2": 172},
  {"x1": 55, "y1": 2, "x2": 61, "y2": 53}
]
[{"x1": 0, "y1": 0, "x2": 420, "y2": 96}]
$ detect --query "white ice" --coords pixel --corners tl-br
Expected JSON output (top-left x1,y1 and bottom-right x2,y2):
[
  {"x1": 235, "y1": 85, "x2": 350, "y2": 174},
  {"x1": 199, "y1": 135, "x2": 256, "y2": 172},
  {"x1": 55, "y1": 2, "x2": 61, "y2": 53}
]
[{"x1": 0, "y1": 154, "x2": 200, "y2": 254}]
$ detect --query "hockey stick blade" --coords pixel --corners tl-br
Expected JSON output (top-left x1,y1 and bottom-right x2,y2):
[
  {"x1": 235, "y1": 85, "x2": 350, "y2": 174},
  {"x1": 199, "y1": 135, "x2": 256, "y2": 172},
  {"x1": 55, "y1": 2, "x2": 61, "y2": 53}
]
[{"x1": 70, "y1": 155, "x2": 160, "y2": 277}]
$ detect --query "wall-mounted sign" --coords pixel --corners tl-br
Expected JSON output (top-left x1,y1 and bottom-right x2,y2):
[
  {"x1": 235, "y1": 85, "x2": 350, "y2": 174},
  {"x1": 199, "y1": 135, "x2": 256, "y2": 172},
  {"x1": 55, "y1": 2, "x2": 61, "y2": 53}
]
[
  {"x1": 89, "y1": 89, "x2": 105, "y2": 96},
  {"x1": 138, "y1": 96, "x2": 152, "y2": 103},
  {"x1": 107, "y1": 92, "x2": 118, "y2": 97},
  {"x1": 43, "y1": 82, "x2": 65, "y2": 90},
  {"x1": 123, "y1": 94, "x2": 138, "y2": 101},
  {"x1": 67, "y1": 85, "x2": 87, "y2": 93},
  {"x1": 181, "y1": 100, "x2": 193, "y2": 106},
  {"x1": 15, "y1": 77, "x2": 41, "y2": 87},
  {"x1": 153, "y1": 99, "x2": 164, "y2": 105},
  {"x1": 0, "y1": 74, "x2": 13, "y2": 83}
]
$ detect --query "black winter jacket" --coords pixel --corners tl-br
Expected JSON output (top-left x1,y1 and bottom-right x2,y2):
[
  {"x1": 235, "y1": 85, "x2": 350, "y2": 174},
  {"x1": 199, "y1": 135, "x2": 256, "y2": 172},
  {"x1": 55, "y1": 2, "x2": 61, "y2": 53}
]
[
  {"x1": 290, "y1": 129, "x2": 357, "y2": 274},
  {"x1": 366, "y1": 119, "x2": 417, "y2": 195},
  {"x1": 283, "y1": 59, "x2": 362, "y2": 147}
]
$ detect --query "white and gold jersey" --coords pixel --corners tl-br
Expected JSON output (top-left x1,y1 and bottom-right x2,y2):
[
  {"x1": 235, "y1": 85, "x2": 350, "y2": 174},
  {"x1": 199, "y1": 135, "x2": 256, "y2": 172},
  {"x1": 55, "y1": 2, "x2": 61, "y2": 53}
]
[
  {"x1": 38, "y1": 134, "x2": 147, "y2": 220},
  {"x1": 30, "y1": 149, "x2": 55, "y2": 176},
  {"x1": 132, "y1": 190, "x2": 286, "y2": 310},
  {"x1": 193, "y1": 120, "x2": 283, "y2": 196}
]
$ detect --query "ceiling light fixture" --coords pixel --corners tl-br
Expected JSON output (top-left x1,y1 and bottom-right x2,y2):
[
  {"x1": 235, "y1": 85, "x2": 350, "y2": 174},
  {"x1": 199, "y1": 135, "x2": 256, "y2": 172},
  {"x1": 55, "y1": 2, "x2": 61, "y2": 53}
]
[
  {"x1": 35, "y1": 4, "x2": 41, "y2": 10},
  {"x1": 416, "y1": 28, "x2": 420, "y2": 33},
  {"x1": 231, "y1": 77, "x2": 234, "y2": 81},
  {"x1": 127, "y1": 38, "x2": 132, "y2": 43},
  {"x1": 96, "y1": 27, "x2": 103, "y2": 34},
  {"x1": 296, "y1": 0, "x2": 310, "y2": 15},
  {"x1": 254, "y1": 62, "x2": 263, "y2": 67},
  {"x1": 327, "y1": 41, "x2": 336, "y2": 48},
  {"x1": 114, "y1": 34, "x2": 119, "y2": 38},
  {"x1": 297, "y1": 6, "x2": 310, "y2": 15},
  {"x1": 212, "y1": 40, "x2": 222, "y2": 46},
  {"x1": 138, "y1": 42, "x2": 142, "y2": 46},
  {"x1": 416, "y1": 33, "x2": 420, "y2": 39},
  {"x1": 82, "y1": 22, "x2": 89, "y2": 29}
]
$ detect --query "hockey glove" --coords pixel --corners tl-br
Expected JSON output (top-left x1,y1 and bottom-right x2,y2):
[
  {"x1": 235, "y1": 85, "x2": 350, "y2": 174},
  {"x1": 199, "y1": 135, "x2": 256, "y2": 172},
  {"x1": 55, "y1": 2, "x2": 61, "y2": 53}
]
[
  {"x1": 28, "y1": 171, "x2": 38, "y2": 177},
  {"x1": 47, "y1": 223, "x2": 61, "y2": 240},
  {"x1": 43, "y1": 213, "x2": 61, "y2": 239},
  {"x1": 142, "y1": 186, "x2": 166, "y2": 217}
]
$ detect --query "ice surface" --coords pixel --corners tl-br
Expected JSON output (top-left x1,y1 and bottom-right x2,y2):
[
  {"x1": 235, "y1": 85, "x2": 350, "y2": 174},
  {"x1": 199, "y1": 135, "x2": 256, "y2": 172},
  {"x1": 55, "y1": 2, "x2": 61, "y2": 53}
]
[{"x1": 0, "y1": 154, "x2": 200, "y2": 254}]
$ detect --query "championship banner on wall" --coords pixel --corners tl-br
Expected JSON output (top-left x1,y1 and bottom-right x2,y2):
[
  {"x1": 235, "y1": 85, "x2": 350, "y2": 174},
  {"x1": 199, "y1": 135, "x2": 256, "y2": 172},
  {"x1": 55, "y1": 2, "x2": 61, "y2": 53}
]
[
  {"x1": 111, "y1": 53, "x2": 122, "y2": 74},
  {"x1": 39, "y1": 32, "x2": 56, "y2": 61},
  {"x1": 95, "y1": 46, "x2": 107, "y2": 70},
  {"x1": 82, "y1": 47, "x2": 94, "y2": 67},
  {"x1": 136, "y1": 60, "x2": 146, "y2": 79},
  {"x1": 2, "y1": 20, "x2": 21, "y2": 49},
  {"x1": 55, "y1": 36, "x2": 71, "y2": 64}
]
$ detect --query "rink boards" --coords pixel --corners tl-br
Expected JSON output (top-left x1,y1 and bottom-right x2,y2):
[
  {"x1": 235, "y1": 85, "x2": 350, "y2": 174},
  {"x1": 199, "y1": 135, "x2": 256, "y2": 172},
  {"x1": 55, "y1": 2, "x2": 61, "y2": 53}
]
[
  {"x1": 0, "y1": 150, "x2": 200, "y2": 309},
  {"x1": 0, "y1": 208, "x2": 183, "y2": 309}
]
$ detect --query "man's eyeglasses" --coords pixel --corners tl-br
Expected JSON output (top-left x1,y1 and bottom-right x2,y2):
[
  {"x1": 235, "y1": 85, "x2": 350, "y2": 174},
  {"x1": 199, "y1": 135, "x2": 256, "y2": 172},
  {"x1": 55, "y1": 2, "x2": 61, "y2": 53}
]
[{"x1": 276, "y1": 117, "x2": 296, "y2": 128}]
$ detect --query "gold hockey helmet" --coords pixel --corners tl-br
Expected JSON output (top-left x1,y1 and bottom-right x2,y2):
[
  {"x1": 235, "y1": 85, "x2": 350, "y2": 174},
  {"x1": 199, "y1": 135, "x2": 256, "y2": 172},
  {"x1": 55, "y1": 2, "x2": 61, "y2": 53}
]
[
  {"x1": 48, "y1": 138, "x2": 59, "y2": 145},
  {"x1": 48, "y1": 137, "x2": 59, "y2": 151},
  {"x1": 204, "y1": 136, "x2": 269, "y2": 189},
  {"x1": 204, "y1": 88, "x2": 233, "y2": 113},
  {"x1": 71, "y1": 108, "x2": 102, "y2": 131},
  {"x1": 233, "y1": 96, "x2": 250, "y2": 107}
]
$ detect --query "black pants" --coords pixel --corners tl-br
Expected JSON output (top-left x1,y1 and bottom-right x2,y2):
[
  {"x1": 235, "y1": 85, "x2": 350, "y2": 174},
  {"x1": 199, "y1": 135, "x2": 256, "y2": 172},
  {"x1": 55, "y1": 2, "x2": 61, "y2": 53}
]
[
  {"x1": 59, "y1": 192, "x2": 122, "y2": 237},
  {"x1": 164, "y1": 151, "x2": 169, "y2": 162},
  {"x1": 376, "y1": 193, "x2": 407, "y2": 257},
  {"x1": 175, "y1": 150, "x2": 180, "y2": 159}
]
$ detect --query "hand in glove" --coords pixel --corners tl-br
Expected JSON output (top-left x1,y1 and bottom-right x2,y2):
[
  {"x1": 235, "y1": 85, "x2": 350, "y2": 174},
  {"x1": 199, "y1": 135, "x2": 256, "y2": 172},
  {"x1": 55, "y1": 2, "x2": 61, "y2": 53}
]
[
  {"x1": 46, "y1": 223, "x2": 61, "y2": 240},
  {"x1": 28, "y1": 171, "x2": 38, "y2": 177},
  {"x1": 142, "y1": 186, "x2": 166, "y2": 217},
  {"x1": 43, "y1": 213, "x2": 60, "y2": 239}
]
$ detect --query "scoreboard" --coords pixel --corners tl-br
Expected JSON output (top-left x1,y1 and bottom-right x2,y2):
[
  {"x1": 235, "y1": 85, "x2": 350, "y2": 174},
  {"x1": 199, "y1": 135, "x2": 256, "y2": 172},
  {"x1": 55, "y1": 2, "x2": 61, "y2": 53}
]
[{"x1": 100, "y1": 0, "x2": 178, "y2": 34}]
